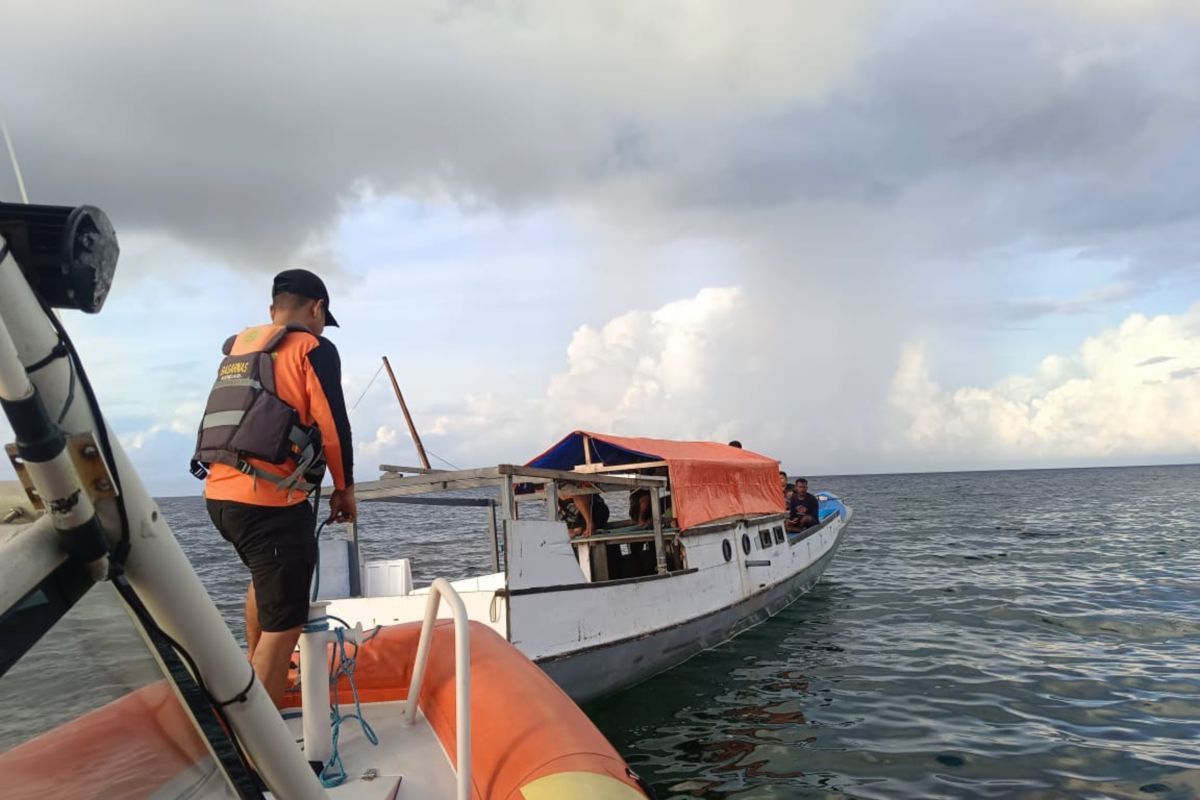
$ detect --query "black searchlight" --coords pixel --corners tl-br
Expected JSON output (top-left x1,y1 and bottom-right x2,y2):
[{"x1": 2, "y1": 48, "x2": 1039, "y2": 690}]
[{"x1": 0, "y1": 202, "x2": 120, "y2": 314}]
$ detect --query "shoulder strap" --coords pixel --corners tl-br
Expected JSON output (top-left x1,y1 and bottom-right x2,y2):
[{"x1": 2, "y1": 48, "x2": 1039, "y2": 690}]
[
  {"x1": 259, "y1": 326, "x2": 291, "y2": 353},
  {"x1": 227, "y1": 324, "x2": 314, "y2": 356},
  {"x1": 221, "y1": 335, "x2": 238, "y2": 356},
  {"x1": 261, "y1": 323, "x2": 316, "y2": 354}
]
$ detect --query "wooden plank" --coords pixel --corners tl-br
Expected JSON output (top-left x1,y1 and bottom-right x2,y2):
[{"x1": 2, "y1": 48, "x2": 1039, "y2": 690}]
[
  {"x1": 359, "y1": 463, "x2": 665, "y2": 501},
  {"x1": 356, "y1": 475, "x2": 503, "y2": 500},
  {"x1": 382, "y1": 356, "x2": 430, "y2": 470},
  {"x1": 544, "y1": 481, "x2": 558, "y2": 519},
  {"x1": 576, "y1": 537, "x2": 592, "y2": 582},
  {"x1": 592, "y1": 541, "x2": 609, "y2": 581},
  {"x1": 365, "y1": 466, "x2": 504, "y2": 491},
  {"x1": 572, "y1": 460, "x2": 668, "y2": 475},
  {"x1": 367, "y1": 496, "x2": 494, "y2": 508},
  {"x1": 569, "y1": 530, "x2": 661, "y2": 545},
  {"x1": 495, "y1": 464, "x2": 666, "y2": 489},
  {"x1": 379, "y1": 464, "x2": 447, "y2": 475}
]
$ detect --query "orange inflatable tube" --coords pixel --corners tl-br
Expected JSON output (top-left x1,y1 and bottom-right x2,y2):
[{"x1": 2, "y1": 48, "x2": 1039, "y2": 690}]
[
  {"x1": 0, "y1": 681, "x2": 214, "y2": 800},
  {"x1": 283, "y1": 620, "x2": 652, "y2": 799},
  {"x1": 0, "y1": 621, "x2": 652, "y2": 799}
]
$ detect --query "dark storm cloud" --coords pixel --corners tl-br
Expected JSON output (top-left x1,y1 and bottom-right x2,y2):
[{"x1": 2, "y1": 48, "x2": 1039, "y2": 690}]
[
  {"x1": 1, "y1": 0, "x2": 1197, "y2": 293},
  {"x1": 663, "y1": 5, "x2": 1200, "y2": 270}
]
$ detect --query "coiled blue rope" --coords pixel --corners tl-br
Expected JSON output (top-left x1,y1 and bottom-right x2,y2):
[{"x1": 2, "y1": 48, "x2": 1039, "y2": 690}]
[
  {"x1": 319, "y1": 625, "x2": 380, "y2": 787},
  {"x1": 302, "y1": 519, "x2": 385, "y2": 786}
]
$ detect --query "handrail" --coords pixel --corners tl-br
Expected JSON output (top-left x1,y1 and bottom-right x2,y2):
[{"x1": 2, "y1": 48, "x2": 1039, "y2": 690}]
[{"x1": 402, "y1": 577, "x2": 472, "y2": 800}]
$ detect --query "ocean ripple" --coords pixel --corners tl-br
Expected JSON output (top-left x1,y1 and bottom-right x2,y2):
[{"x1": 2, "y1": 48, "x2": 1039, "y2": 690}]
[{"x1": 587, "y1": 465, "x2": 1200, "y2": 799}]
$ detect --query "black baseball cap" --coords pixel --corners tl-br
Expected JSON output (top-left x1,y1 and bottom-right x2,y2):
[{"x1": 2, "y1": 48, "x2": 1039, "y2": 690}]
[{"x1": 272, "y1": 268, "x2": 339, "y2": 327}]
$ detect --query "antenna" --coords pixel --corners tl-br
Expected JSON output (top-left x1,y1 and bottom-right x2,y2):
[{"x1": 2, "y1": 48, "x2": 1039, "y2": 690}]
[{"x1": 0, "y1": 116, "x2": 29, "y2": 204}]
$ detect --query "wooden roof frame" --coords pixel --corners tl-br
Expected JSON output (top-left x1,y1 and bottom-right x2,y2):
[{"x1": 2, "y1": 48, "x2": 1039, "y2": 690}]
[{"x1": 358, "y1": 463, "x2": 666, "y2": 502}]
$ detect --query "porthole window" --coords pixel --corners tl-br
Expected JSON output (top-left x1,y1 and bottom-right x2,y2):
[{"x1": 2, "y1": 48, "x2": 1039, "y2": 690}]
[
  {"x1": 722, "y1": 539, "x2": 732, "y2": 562},
  {"x1": 741, "y1": 533, "x2": 751, "y2": 555}
]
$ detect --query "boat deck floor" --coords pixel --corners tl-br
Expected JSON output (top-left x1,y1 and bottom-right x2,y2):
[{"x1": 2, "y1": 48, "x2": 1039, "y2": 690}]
[{"x1": 268, "y1": 701, "x2": 458, "y2": 800}]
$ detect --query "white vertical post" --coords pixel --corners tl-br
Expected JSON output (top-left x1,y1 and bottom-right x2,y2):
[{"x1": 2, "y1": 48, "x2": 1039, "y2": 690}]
[
  {"x1": 300, "y1": 602, "x2": 332, "y2": 767},
  {"x1": 499, "y1": 475, "x2": 516, "y2": 521},
  {"x1": 0, "y1": 303, "x2": 30, "y2": 397},
  {"x1": 650, "y1": 486, "x2": 667, "y2": 574}
]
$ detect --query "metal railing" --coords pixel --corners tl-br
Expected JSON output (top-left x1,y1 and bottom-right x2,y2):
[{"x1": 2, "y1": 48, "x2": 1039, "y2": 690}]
[{"x1": 401, "y1": 577, "x2": 472, "y2": 800}]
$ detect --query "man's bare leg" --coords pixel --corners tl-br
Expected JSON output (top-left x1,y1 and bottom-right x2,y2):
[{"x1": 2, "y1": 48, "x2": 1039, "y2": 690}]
[
  {"x1": 245, "y1": 582, "x2": 262, "y2": 660},
  {"x1": 252, "y1": 626, "x2": 304, "y2": 708},
  {"x1": 576, "y1": 494, "x2": 596, "y2": 538}
]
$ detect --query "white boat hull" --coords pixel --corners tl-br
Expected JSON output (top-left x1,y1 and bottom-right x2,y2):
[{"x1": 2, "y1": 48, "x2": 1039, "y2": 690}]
[
  {"x1": 534, "y1": 522, "x2": 846, "y2": 703},
  {"x1": 328, "y1": 508, "x2": 851, "y2": 703}
]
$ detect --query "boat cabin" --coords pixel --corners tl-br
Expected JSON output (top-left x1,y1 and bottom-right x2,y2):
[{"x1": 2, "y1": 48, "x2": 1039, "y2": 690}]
[{"x1": 338, "y1": 431, "x2": 790, "y2": 594}]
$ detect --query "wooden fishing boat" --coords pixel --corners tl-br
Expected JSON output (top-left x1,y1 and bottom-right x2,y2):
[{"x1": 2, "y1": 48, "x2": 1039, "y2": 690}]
[
  {"x1": 0, "y1": 201, "x2": 651, "y2": 799},
  {"x1": 324, "y1": 432, "x2": 853, "y2": 703}
]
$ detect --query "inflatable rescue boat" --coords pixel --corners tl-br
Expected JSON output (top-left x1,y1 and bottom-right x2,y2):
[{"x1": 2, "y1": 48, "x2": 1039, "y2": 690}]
[
  {"x1": 0, "y1": 201, "x2": 653, "y2": 799},
  {"x1": 3, "y1": 614, "x2": 653, "y2": 799}
]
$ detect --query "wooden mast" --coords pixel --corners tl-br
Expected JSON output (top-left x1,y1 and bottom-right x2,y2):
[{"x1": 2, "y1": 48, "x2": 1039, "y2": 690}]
[{"x1": 381, "y1": 356, "x2": 430, "y2": 470}]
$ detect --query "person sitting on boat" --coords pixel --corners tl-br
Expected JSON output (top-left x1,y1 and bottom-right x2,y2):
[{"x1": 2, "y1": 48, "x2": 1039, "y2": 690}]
[
  {"x1": 628, "y1": 488, "x2": 677, "y2": 529},
  {"x1": 787, "y1": 477, "x2": 820, "y2": 532},
  {"x1": 780, "y1": 469, "x2": 794, "y2": 502},
  {"x1": 629, "y1": 488, "x2": 653, "y2": 529},
  {"x1": 559, "y1": 489, "x2": 610, "y2": 538}
]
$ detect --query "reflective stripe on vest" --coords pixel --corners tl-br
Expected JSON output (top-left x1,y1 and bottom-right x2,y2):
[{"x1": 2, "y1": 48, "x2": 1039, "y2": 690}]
[{"x1": 201, "y1": 410, "x2": 246, "y2": 429}]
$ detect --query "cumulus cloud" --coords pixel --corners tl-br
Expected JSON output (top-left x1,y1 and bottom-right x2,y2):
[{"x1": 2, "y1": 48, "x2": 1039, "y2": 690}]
[
  {"x1": 359, "y1": 425, "x2": 400, "y2": 458},
  {"x1": 544, "y1": 287, "x2": 748, "y2": 435},
  {"x1": 888, "y1": 303, "x2": 1200, "y2": 462},
  {"x1": 409, "y1": 283, "x2": 918, "y2": 475},
  {"x1": 421, "y1": 287, "x2": 752, "y2": 462}
]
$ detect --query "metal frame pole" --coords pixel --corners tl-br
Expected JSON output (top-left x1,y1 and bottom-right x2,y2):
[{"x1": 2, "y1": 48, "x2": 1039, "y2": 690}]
[
  {"x1": 346, "y1": 521, "x2": 362, "y2": 597},
  {"x1": 650, "y1": 486, "x2": 667, "y2": 574},
  {"x1": 486, "y1": 502, "x2": 500, "y2": 573}
]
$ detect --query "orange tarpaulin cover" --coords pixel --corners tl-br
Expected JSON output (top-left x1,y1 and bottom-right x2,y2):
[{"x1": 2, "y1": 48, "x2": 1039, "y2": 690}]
[{"x1": 527, "y1": 431, "x2": 785, "y2": 530}]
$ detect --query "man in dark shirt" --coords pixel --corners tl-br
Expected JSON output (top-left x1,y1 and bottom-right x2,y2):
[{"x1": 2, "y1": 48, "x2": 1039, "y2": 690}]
[
  {"x1": 201, "y1": 269, "x2": 355, "y2": 707},
  {"x1": 787, "y1": 477, "x2": 819, "y2": 532}
]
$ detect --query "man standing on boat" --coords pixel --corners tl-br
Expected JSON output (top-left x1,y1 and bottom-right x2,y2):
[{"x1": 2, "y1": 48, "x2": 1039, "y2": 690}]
[{"x1": 193, "y1": 268, "x2": 356, "y2": 707}]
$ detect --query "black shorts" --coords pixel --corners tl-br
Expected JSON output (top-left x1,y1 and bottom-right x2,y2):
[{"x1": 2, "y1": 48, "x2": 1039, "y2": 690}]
[{"x1": 207, "y1": 498, "x2": 317, "y2": 632}]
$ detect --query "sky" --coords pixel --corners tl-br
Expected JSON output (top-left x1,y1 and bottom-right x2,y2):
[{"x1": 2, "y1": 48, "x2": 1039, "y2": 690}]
[{"x1": 2, "y1": 0, "x2": 1199, "y2": 496}]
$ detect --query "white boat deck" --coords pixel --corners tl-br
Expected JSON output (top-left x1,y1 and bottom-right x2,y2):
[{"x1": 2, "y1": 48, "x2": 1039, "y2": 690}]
[{"x1": 269, "y1": 702, "x2": 458, "y2": 800}]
